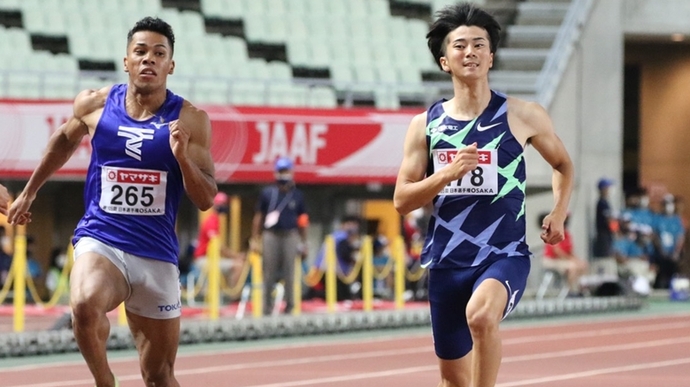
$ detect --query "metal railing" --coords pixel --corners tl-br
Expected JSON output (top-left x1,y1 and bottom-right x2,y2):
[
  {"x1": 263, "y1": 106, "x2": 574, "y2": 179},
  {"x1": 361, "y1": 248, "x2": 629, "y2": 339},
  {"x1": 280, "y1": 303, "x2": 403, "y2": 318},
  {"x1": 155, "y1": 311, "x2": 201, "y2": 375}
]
[{"x1": 535, "y1": 0, "x2": 595, "y2": 108}]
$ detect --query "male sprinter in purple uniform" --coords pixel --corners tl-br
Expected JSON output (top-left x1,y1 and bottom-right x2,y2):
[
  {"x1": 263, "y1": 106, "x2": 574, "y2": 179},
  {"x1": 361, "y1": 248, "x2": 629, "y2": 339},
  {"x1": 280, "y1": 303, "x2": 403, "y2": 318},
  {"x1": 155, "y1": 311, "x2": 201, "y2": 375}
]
[
  {"x1": 9, "y1": 17, "x2": 216, "y2": 387},
  {"x1": 393, "y1": 3, "x2": 574, "y2": 387}
]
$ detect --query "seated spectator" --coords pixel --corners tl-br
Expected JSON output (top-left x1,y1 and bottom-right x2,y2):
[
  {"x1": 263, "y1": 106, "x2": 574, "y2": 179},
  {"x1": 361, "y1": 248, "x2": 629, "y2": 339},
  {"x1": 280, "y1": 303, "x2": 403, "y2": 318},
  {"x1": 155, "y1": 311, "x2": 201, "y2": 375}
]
[
  {"x1": 613, "y1": 215, "x2": 655, "y2": 295},
  {"x1": 25, "y1": 235, "x2": 42, "y2": 280},
  {"x1": 542, "y1": 214, "x2": 588, "y2": 296},
  {"x1": 373, "y1": 234, "x2": 392, "y2": 299},
  {"x1": 309, "y1": 216, "x2": 362, "y2": 301}
]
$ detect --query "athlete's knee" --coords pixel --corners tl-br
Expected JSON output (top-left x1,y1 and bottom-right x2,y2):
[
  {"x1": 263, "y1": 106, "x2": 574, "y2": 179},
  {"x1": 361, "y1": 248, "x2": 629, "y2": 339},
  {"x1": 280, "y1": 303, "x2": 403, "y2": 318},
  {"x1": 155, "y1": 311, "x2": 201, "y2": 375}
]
[
  {"x1": 70, "y1": 298, "x2": 104, "y2": 328},
  {"x1": 438, "y1": 367, "x2": 471, "y2": 387},
  {"x1": 141, "y1": 363, "x2": 175, "y2": 387},
  {"x1": 466, "y1": 304, "x2": 501, "y2": 338}
]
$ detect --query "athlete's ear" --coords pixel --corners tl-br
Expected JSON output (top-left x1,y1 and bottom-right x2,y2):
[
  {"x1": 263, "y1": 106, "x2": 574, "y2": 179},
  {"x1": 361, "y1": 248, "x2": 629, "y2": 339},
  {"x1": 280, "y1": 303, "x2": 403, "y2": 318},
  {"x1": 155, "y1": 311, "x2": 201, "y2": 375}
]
[
  {"x1": 169, "y1": 60, "x2": 175, "y2": 75},
  {"x1": 489, "y1": 52, "x2": 493, "y2": 69},
  {"x1": 123, "y1": 57, "x2": 129, "y2": 73},
  {"x1": 440, "y1": 56, "x2": 451, "y2": 73}
]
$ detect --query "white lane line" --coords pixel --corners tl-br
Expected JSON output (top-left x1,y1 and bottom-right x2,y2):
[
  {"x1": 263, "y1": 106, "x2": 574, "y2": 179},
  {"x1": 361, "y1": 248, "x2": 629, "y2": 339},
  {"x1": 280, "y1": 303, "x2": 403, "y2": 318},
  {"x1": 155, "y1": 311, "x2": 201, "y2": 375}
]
[
  {"x1": 239, "y1": 365, "x2": 438, "y2": 387},
  {"x1": 4, "y1": 318, "x2": 688, "y2": 374},
  {"x1": 496, "y1": 357, "x2": 690, "y2": 387},
  {"x1": 503, "y1": 320, "x2": 690, "y2": 345},
  {"x1": 8, "y1": 335, "x2": 690, "y2": 387}
]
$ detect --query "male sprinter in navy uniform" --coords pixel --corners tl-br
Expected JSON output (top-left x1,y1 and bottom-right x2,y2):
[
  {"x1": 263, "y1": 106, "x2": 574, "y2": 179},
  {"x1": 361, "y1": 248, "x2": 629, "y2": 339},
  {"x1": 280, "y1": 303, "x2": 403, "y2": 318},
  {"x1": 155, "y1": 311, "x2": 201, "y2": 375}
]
[
  {"x1": 9, "y1": 17, "x2": 216, "y2": 387},
  {"x1": 393, "y1": 3, "x2": 574, "y2": 387}
]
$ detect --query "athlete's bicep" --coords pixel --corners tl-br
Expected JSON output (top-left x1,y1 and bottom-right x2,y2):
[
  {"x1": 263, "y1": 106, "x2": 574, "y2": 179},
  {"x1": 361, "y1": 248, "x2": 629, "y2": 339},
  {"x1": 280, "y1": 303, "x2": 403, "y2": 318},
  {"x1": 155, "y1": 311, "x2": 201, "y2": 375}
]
[
  {"x1": 396, "y1": 113, "x2": 428, "y2": 186},
  {"x1": 183, "y1": 107, "x2": 216, "y2": 179},
  {"x1": 524, "y1": 104, "x2": 571, "y2": 171}
]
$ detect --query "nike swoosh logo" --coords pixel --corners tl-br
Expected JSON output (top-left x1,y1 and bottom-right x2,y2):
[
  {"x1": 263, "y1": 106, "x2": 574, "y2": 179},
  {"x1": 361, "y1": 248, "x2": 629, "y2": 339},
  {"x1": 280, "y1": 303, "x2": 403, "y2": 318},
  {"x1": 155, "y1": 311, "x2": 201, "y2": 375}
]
[
  {"x1": 477, "y1": 122, "x2": 500, "y2": 131},
  {"x1": 151, "y1": 122, "x2": 169, "y2": 129}
]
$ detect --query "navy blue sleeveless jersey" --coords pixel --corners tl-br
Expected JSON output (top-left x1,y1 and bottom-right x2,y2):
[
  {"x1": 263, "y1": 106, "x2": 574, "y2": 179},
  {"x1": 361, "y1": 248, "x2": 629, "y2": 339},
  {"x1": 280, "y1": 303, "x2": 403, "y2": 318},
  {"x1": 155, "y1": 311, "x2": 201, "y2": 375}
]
[
  {"x1": 73, "y1": 84, "x2": 185, "y2": 264},
  {"x1": 421, "y1": 91, "x2": 531, "y2": 269}
]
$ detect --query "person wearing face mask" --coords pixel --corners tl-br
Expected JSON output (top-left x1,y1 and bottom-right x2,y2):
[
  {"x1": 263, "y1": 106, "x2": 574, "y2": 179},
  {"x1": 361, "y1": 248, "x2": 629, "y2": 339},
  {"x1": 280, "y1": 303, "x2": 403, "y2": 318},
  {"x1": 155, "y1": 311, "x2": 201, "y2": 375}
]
[
  {"x1": 193, "y1": 192, "x2": 245, "y2": 289},
  {"x1": 251, "y1": 157, "x2": 309, "y2": 315},
  {"x1": 650, "y1": 194, "x2": 685, "y2": 289},
  {"x1": 622, "y1": 188, "x2": 655, "y2": 233}
]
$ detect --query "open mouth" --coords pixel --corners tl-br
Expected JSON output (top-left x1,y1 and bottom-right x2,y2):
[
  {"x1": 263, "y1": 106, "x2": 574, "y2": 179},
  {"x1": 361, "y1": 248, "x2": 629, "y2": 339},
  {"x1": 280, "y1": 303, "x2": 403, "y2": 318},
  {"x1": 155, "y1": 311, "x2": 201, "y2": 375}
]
[{"x1": 140, "y1": 69, "x2": 157, "y2": 77}]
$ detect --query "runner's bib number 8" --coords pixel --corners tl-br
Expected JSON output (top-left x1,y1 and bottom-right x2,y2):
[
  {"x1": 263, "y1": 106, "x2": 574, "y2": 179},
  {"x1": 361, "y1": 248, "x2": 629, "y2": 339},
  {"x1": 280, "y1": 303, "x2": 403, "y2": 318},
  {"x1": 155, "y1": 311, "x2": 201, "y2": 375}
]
[
  {"x1": 100, "y1": 166, "x2": 167, "y2": 215},
  {"x1": 432, "y1": 148, "x2": 498, "y2": 196}
]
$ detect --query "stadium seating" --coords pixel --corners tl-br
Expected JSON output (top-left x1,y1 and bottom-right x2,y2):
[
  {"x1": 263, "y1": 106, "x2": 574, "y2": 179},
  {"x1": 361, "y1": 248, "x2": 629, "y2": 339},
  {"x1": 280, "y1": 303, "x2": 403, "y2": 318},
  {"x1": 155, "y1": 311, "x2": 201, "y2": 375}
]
[{"x1": 0, "y1": 0, "x2": 572, "y2": 107}]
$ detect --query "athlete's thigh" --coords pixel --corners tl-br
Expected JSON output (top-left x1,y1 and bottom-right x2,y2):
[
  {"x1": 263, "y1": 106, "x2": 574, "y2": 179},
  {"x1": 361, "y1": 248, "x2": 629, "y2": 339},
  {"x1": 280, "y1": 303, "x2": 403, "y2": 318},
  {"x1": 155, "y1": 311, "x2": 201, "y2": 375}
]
[
  {"x1": 428, "y1": 267, "x2": 477, "y2": 360},
  {"x1": 127, "y1": 313, "x2": 180, "y2": 372},
  {"x1": 470, "y1": 256, "x2": 531, "y2": 318},
  {"x1": 70, "y1": 238, "x2": 129, "y2": 311}
]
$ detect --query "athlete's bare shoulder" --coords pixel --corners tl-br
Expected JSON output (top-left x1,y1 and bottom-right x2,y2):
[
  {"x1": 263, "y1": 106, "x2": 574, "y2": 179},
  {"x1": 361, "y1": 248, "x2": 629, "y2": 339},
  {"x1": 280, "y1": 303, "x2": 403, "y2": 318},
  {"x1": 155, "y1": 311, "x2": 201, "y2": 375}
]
[
  {"x1": 506, "y1": 96, "x2": 552, "y2": 146},
  {"x1": 73, "y1": 86, "x2": 112, "y2": 121},
  {"x1": 180, "y1": 99, "x2": 209, "y2": 119},
  {"x1": 177, "y1": 99, "x2": 212, "y2": 145}
]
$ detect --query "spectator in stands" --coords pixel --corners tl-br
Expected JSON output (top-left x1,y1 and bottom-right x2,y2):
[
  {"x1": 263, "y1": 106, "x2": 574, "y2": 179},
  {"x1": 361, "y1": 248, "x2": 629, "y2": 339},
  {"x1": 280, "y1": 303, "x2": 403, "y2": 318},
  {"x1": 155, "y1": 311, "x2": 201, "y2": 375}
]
[
  {"x1": 8, "y1": 17, "x2": 217, "y2": 387},
  {"x1": 541, "y1": 213, "x2": 588, "y2": 296},
  {"x1": 373, "y1": 234, "x2": 393, "y2": 299},
  {"x1": 25, "y1": 235, "x2": 43, "y2": 281},
  {"x1": 0, "y1": 184, "x2": 9, "y2": 215},
  {"x1": 334, "y1": 216, "x2": 363, "y2": 301},
  {"x1": 193, "y1": 192, "x2": 245, "y2": 288},
  {"x1": 593, "y1": 178, "x2": 615, "y2": 258},
  {"x1": 251, "y1": 156, "x2": 309, "y2": 315},
  {"x1": 622, "y1": 187, "x2": 655, "y2": 233},
  {"x1": 402, "y1": 204, "x2": 432, "y2": 300},
  {"x1": 307, "y1": 215, "x2": 361, "y2": 301},
  {"x1": 613, "y1": 214, "x2": 655, "y2": 294},
  {"x1": 393, "y1": 4, "x2": 574, "y2": 387},
  {"x1": 650, "y1": 194, "x2": 685, "y2": 289}
]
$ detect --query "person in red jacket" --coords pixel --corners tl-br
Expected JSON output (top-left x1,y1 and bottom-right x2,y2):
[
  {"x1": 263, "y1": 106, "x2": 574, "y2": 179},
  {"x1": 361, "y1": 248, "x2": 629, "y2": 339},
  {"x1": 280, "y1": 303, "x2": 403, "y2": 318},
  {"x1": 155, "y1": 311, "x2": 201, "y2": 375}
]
[
  {"x1": 542, "y1": 213, "x2": 588, "y2": 296},
  {"x1": 193, "y1": 192, "x2": 245, "y2": 287}
]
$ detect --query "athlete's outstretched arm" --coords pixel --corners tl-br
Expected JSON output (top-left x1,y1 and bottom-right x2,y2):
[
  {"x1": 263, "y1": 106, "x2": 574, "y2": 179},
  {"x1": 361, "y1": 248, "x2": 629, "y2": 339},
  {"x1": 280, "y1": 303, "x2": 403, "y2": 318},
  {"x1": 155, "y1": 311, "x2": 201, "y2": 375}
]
[
  {"x1": 393, "y1": 113, "x2": 478, "y2": 215},
  {"x1": 170, "y1": 102, "x2": 217, "y2": 211},
  {"x1": 8, "y1": 89, "x2": 101, "y2": 225},
  {"x1": 526, "y1": 103, "x2": 574, "y2": 245}
]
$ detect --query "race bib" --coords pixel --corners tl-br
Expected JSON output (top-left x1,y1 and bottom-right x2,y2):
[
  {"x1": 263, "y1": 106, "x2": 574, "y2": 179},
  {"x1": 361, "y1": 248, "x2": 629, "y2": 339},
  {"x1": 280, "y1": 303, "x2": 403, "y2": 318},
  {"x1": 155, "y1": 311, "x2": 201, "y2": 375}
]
[
  {"x1": 100, "y1": 166, "x2": 167, "y2": 216},
  {"x1": 433, "y1": 149, "x2": 498, "y2": 196}
]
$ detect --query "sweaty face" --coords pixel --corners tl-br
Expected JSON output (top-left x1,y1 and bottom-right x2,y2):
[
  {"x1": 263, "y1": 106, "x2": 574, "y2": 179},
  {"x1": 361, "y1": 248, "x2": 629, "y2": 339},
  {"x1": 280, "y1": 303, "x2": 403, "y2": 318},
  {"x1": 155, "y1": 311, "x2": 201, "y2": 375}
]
[
  {"x1": 440, "y1": 25, "x2": 493, "y2": 79},
  {"x1": 124, "y1": 31, "x2": 174, "y2": 91}
]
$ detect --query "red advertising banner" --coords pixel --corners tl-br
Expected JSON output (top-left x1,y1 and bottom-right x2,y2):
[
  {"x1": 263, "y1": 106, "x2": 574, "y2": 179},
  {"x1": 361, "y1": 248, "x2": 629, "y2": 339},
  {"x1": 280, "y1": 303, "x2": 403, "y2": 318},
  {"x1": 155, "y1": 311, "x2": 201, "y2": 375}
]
[{"x1": 0, "y1": 99, "x2": 416, "y2": 184}]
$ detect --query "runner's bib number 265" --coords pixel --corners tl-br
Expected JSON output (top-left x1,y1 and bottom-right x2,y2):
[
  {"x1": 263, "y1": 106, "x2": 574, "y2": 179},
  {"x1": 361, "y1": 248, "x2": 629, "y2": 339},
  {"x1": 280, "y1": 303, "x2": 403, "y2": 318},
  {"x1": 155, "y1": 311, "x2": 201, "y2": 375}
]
[
  {"x1": 432, "y1": 148, "x2": 498, "y2": 196},
  {"x1": 100, "y1": 166, "x2": 167, "y2": 215}
]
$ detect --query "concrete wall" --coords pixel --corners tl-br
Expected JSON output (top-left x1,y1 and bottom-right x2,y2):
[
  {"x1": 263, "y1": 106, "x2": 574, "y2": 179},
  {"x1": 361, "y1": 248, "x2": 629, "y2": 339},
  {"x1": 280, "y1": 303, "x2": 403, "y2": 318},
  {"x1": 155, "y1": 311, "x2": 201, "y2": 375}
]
[
  {"x1": 623, "y1": 0, "x2": 690, "y2": 35},
  {"x1": 525, "y1": 0, "x2": 624, "y2": 265}
]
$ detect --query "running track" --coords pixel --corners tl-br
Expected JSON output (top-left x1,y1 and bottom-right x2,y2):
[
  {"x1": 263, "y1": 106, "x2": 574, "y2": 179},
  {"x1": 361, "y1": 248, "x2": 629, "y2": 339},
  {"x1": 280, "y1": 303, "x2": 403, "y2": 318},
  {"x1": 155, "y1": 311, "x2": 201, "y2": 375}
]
[{"x1": 1, "y1": 309, "x2": 689, "y2": 386}]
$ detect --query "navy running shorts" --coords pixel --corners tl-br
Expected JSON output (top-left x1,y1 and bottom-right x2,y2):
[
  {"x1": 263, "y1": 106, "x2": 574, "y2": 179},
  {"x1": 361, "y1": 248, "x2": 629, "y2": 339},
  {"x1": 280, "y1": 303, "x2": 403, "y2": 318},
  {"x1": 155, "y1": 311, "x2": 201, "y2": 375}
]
[{"x1": 428, "y1": 256, "x2": 531, "y2": 360}]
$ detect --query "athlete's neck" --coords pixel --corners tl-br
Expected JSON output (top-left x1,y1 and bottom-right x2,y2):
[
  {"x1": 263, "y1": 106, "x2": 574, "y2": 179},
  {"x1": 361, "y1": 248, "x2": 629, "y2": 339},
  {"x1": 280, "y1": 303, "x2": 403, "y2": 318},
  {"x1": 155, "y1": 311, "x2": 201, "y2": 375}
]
[
  {"x1": 445, "y1": 78, "x2": 491, "y2": 121},
  {"x1": 125, "y1": 84, "x2": 167, "y2": 121}
]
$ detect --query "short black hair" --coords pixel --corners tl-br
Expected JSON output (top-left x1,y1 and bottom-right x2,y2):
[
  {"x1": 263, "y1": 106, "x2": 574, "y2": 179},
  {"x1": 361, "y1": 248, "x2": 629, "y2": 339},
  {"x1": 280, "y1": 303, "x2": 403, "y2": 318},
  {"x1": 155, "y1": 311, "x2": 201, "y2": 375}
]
[
  {"x1": 427, "y1": 2, "x2": 501, "y2": 71},
  {"x1": 127, "y1": 17, "x2": 175, "y2": 56}
]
